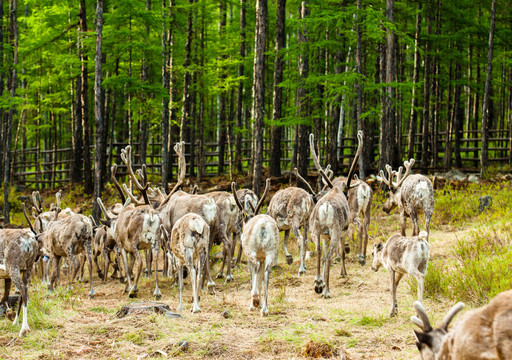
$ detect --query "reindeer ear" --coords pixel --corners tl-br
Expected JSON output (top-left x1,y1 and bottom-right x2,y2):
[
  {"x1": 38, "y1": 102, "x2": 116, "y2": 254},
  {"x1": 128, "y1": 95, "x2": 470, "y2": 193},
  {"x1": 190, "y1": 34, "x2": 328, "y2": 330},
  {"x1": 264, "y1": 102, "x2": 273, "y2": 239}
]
[{"x1": 413, "y1": 330, "x2": 432, "y2": 348}]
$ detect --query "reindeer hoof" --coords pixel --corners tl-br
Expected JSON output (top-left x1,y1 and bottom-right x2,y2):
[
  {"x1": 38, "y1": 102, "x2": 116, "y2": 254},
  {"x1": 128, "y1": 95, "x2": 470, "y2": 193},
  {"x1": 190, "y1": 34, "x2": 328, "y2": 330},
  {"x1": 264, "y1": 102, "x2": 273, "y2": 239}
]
[
  {"x1": 225, "y1": 275, "x2": 233, "y2": 283},
  {"x1": 344, "y1": 243, "x2": 350, "y2": 254},
  {"x1": 321, "y1": 290, "x2": 331, "y2": 299},
  {"x1": 314, "y1": 285, "x2": 323, "y2": 294},
  {"x1": 216, "y1": 272, "x2": 225, "y2": 279},
  {"x1": 298, "y1": 268, "x2": 306, "y2": 276},
  {"x1": 192, "y1": 307, "x2": 201, "y2": 314},
  {"x1": 357, "y1": 254, "x2": 366, "y2": 266},
  {"x1": 88, "y1": 291, "x2": 96, "y2": 299},
  {"x1": 155, "y1": 293, "x2": 162, "y2": 301},
  {"x1": 286, "y1": 255, "x2": 293, "y2": 265},
  {"x1": 252, "y1": 295, "x2": 260, "y2": 308},
  {"x1": 207, "y1": 282, "x2": 216, "y2": 295}
]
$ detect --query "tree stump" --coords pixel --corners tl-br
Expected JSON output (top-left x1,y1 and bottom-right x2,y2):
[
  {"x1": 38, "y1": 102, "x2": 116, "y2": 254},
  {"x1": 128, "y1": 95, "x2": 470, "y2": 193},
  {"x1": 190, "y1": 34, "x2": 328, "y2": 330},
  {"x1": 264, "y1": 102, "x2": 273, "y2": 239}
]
[{"x1": 115, "y1": 302, "x2": 182, "y2": 319}]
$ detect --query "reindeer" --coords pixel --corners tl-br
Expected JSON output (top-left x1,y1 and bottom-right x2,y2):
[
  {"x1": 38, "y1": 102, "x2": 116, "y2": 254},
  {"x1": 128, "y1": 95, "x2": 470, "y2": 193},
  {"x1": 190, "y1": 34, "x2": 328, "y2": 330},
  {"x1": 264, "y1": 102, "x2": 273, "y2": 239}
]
[
  {"x1": 0, "y1": 204, "x2": 42, "y2": 337},
  {"x1": 231, "y1": 189, "x2": 258, "y2": 267},
  {"x1": 411, "y1": 289, "x2": 512, "y2": 360},
  {"x1": 371, "y1": 231, "x2": 429, "y2": 317},
  {"x1": 41, "y1": 192, "x2": 95, "y2": 298},
  {"x1": 163, "y1": 214, "x2": 210, "y2": 313},
  {"x1": 233, "y1": 179, "x2": 278, "y2": 316},
  {"x1": 203, "y1": 190, "x2": 240, "y2": 282},
  {"x1": 99, "y1": 145, "x2": 163, "y2": 299},
  {"x1": 309, "y1": 134, "x2": 373, "y2": 265},
  {"x1": 377, "y1": 159, "x2": 434, "y2": 238},
  {"x1": 267, "y1": 171, "x2": 314, "y2": 275},
  {"x1": 309, "y1": 131, "x2": 363, "y2": 298}
]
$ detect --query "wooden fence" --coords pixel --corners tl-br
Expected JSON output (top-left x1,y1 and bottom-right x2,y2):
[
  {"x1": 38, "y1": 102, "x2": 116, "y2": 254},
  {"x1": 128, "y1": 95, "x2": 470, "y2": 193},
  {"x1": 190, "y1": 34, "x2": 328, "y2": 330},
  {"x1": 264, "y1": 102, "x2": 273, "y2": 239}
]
[{"x1": 10, "y1": 129, "x2": 511, "y2": 189}]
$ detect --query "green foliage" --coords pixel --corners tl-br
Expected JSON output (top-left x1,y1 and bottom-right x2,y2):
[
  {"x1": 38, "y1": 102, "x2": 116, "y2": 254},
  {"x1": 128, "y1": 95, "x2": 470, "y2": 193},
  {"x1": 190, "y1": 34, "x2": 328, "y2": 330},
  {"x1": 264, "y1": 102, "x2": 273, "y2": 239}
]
[{"x1": 422, "y1": 223, "x2": 512, "y2": 306}]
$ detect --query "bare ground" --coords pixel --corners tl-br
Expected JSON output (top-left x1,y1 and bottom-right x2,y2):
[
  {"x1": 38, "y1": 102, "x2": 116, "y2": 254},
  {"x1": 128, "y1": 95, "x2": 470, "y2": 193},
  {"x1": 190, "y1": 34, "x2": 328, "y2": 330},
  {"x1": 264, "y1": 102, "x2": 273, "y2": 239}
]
[{"x1": 0, "y1": 212, "x2": 469, "y2": 360}]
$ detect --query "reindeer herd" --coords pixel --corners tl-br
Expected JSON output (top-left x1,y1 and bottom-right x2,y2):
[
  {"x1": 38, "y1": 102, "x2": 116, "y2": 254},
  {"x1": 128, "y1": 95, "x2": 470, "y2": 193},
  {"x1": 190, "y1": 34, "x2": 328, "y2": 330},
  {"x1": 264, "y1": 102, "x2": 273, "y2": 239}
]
[{"x1": 1, "y1": 132, "x2": 511, "y2": 360}]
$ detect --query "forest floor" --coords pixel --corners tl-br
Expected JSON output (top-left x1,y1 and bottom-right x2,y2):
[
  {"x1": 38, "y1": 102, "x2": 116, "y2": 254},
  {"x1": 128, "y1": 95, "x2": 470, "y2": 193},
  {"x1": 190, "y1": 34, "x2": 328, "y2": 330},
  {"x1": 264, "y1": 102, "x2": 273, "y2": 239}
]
[{"x1": 0, "y1": 180, "x2": 504, "y2": 360}]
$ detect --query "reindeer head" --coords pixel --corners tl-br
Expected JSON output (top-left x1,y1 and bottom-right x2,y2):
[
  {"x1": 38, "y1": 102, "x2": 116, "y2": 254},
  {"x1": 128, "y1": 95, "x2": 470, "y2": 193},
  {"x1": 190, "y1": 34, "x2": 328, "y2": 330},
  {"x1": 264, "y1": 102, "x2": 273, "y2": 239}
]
[
  {"x1": 378, "y1": 159, "x2": 416, "y2": 214},
  {"x1": 232, "y1": 179, "x2": 270, "y2": 224},
  {"x1": 370, "y1": 242, "x2": 383, "y2": 272},
  {"x1": 411, "y1": 301, "x2": 464, "y2": 360}
]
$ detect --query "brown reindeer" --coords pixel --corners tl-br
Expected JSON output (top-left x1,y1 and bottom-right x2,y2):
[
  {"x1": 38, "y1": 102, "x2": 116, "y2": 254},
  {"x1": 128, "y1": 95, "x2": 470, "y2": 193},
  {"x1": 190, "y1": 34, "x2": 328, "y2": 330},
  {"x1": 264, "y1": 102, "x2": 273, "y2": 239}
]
[
  {"x1": 309, "y1": 131, "x2": 363, "y2": 298},
  {"x1": 267, "y1": 171, "x2": 314, "y2": 275},
  {"x1": 41, "y1": 192, "x2": 95, "y2": 299},
  {"x1": 309, "y1": 134, "x2": 373, "y2": 265},
  {"x1": 0, "y1": 204, "x2": 42, "y2": 337},
  {"x1": 100, "y1": 145, "x2": 163, "y2": 299},
  {"x1": 411, "y1": 290, "x2": 512, "y2": 360},
  {"x1": 378, "y1": 159, "x2": 434, "y2": 238}
]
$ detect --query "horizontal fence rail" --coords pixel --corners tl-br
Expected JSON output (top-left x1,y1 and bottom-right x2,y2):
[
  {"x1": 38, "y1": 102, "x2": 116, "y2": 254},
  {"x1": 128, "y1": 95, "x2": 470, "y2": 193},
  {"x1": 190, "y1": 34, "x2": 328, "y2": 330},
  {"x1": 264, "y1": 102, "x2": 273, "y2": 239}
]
[{"x1": 10, "y1": 128, "x2": 510, "y2": 189}]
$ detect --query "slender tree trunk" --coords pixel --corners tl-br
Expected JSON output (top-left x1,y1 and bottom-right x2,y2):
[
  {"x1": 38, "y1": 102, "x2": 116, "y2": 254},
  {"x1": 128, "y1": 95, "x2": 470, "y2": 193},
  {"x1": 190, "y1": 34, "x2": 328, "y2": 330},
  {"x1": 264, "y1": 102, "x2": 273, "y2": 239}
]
[
  {"x1": 140, "y1": 0, "x2": 151, "y2": 165},
  {"x1": 80, "y1": 0, "x2": 92, "y2": 193},
  {"x1": 93, "y1": 0, "x2": 104, "y2": 221},
  {"x1": 0, "y1": 0, "x2": 4, "y2": 188},
  {"x1": 480, "y1": 0, "x2": 496, "y2": 177},
  {"x1": 162, "y1": 0, "x2": 172, "y2": 188},
  {"x1": 356, "y1": 0, "x2": 366, "y2": 179},
  {"x1": 269, "y1": 0, "x2": 286, "y2": 177},
  {"x1": 421, "y1": 4, "x2": 432, "y2": 170},
  {"x1": 453, "y1": 57, "x2": 463, "y2": 168},
  {"x1": 296, "y1": 1, "x2": 310, "y2": 184},
  {"x1": 181, "y1": 0, "x2": 193, "y2": 166},
  {"x1": 380, "y1": 0, "x2": 397, "y2": 170},
  {"x1": 217, "y1": 1, "x2": 227, "y2": 176},
  {"x1": 3, "y1": 0, "x2": 17, "y2": 224},
  {"x1": 407, "y1": 3, "x2": 421, "y2": 160},
  {"x1": 234, "y1": 0, "x2": 246, "y2": 173},
  {"x1": 197, "y1": 0, "x2": 205, "y2": 183},
  {"x1": 251, "y1": 0, "x2": 267, "y2": 196}
]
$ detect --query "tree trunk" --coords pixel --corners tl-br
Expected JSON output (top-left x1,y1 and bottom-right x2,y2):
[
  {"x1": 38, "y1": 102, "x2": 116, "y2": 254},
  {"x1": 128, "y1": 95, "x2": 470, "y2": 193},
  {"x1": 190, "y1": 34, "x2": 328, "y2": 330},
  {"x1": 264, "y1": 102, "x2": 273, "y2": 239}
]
[
  {"x1": 139, "y1": 0, "x2": 151, "y2": 166},
  {"x1": 162, "y1": 0, "x2": 171, "y2": 189},
  {"x1": 296, "y1": 1, "x2": 310, "y2": 184},
  {"x1": 251, "y1": 0, "x2": 267, "y2": 196},
  {"x1": 453, "y1": 57, "x2": 463, "y2": 168},
  {"x1": 421, "y1": 4, "x2": 432, "y2": 170},
  {"x1": 93, "y1": 0, "x2": 104, "y2": 221},
  {"x1": 80, "y1": 0, "x2": 92, "y2": 194},
  {"x1": 269, "y1": 0, "x2": 286, "y2": 177},
  {"x1": 480, "y1": 0, "x2": 496, "y2": 177},
  {"x1": 234, "y1": 0, "x2": 246, "y2": 173},
  {"x1": 217, "y1": 1, "x2": 227, "y2": 176},
  {"x1": 181, "y1": 0, "x2": 193, "y2": 158},
  {"x1": 356, "y1": 0, "x2": 366, "y2": 179},
  {"x1": 379, "y1": 0, "x2": 397, "y2": 170},
  {"x1": 3, "y1": 0, "x2": 17, "y2": 224},
  {"x1": 407, "y1": 3, "x2": 421, "y2": 160}
]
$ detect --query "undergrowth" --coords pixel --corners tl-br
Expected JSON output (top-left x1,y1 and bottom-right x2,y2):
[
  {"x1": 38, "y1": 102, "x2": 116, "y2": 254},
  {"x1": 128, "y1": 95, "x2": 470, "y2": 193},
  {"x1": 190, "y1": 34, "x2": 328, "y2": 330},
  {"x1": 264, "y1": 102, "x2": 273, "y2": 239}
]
[{"x1": 421, "y1": 222, "x2": 512, "y2": 306}]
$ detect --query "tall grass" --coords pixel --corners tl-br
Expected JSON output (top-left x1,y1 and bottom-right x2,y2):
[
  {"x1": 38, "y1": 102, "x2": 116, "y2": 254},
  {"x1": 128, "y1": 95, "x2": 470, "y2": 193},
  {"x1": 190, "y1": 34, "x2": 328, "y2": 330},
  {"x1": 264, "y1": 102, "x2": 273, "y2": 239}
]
[{"x1": 422, "y1": 223, "x2": 512, "y2": 306}]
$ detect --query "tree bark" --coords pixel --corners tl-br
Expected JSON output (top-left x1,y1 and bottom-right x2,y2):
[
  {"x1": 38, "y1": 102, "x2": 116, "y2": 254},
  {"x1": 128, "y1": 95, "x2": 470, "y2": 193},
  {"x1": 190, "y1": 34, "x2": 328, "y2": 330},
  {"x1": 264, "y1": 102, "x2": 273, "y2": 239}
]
[
  {"x1": 356, "y1": 0, "x2": 366, "y2": 179},
  {"x1": 407, "y1": 3, "x2": 421, "y2": 160},
  {"x1": 3, "y1": 0, "x2": 17, "y2": 224},
  {"x1": 93, "y1": 0, "x2": 104, "y2": 221},
  {"x1": 296, "y1": 1, "x2": 310, "y2": 184},
  {"x1": 269, "y1": 0, "x2": 286, "y2": 177},
  {"x1": 140, "y1": 0, "x2": 151, "y2": 166},
  {"x1": 379, "y1": 0, "x2": 397, "y2": 170},
  {"x1": 251, "y1": 0, "x2": 267, "y2": 196},
  {"x1": 480, "y1": 0, "x2": 496, "y2": 177},
  {"x1": 217, "y1": 1, "x2": 227, "y2": 176},
  {"x1": 421, "y1": 3, "x2": 433, "y2": 170},
  {"x1": 234, "y1": 0, "x2": 246, "y2": 173},
  {"x1": 162, "y1": 0, "x2": 172, "y2": 189},
  {"x1": 80, "y1": 0, "x2": 92, "y2": 194}
]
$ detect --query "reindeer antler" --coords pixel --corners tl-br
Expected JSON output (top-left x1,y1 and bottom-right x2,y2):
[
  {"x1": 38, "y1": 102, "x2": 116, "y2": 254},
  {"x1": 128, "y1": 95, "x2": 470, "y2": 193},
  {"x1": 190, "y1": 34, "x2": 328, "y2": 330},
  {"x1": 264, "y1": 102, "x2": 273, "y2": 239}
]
[
  {"x1": 96, "y1": 197, "x2": 114, "y2": 225},
  {"x1": 293, "y1": 168, "x2": 315, "y2": 195},
  {"x1": 232, "y1": 182, "x2": 244, "y2": 213},
  {"x1": 120, "y1": 146, "x2": 150, "y2": 205},
  {"x1": 395, "y1": 158, "x2": 416, "y2": 188},
  {"x1": 412, "y1": 301, "x2": 433, "y2": 332},
  {"x1": 122, "y1": 183, "x2": 147, "y2": 206},
  {"x1": 111, "y1": 164, "x2": 127, "y2": 203},
  {"x1": 440, "y1": 302, "x2": 464, "y2": 331},
  {"x1": 159, "y1": 141, "x2": 186, "y2": 208},
  {"x1": 22, "y1": 203, "x2": 37, "y2": 235},
  {"x1": 254, "y1": 179, "x2": 271, "y2": 215},
  {"x1": 309, "y1": 133, "x2": 325, "y2": 173},
  {"x1": 31, "y1": 191, "x2": 43, "y2": 215},
  {"x1": 345, "y1": 131, "x2": 364, "y2": 194}
]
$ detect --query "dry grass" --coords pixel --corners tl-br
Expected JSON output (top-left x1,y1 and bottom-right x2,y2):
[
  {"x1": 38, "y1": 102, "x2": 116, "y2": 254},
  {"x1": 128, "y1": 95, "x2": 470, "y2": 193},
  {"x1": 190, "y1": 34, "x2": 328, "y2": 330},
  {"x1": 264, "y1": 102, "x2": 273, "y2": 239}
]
[{"x1": 0, "y1": 189, "x2": 492, "y2": 359}]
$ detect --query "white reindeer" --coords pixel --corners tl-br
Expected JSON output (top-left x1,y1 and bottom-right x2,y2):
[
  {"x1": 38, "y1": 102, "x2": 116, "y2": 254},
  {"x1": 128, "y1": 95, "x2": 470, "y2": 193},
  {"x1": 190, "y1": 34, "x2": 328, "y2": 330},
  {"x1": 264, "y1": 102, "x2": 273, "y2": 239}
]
[{"x1": 233, "y1": 179, "x2": 278, "y2": 316}]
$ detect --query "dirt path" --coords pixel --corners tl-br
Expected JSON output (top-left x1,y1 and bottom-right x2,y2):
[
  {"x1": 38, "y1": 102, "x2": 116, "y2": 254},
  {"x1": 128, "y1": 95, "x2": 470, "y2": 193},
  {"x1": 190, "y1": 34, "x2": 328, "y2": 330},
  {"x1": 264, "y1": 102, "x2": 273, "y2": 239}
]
[{"x1": 0, "y1": 218, "x2": 470, "y2": 360}]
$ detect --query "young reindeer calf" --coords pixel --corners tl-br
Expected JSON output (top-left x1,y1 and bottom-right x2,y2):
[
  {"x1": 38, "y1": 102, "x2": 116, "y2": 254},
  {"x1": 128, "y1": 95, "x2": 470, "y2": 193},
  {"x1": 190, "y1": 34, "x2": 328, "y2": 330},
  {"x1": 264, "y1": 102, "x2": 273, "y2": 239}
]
[
  {"x1": 233, "y1": 179, "x2": 278, "y2": 317},
  {"x1": 163, "y1": 214, "x2": 210, "y2": 313},
  {"x1": 371, "y1": 231, "x2": 429, "y2": 317}
]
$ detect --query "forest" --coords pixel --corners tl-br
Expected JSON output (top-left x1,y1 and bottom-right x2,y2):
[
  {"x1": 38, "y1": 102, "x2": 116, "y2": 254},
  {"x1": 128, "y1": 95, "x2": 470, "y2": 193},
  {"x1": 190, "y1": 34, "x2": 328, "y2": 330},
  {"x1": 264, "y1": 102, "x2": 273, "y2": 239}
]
[{"x1": 0, "y1": 0, "x2": 509, "y2": 223}]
